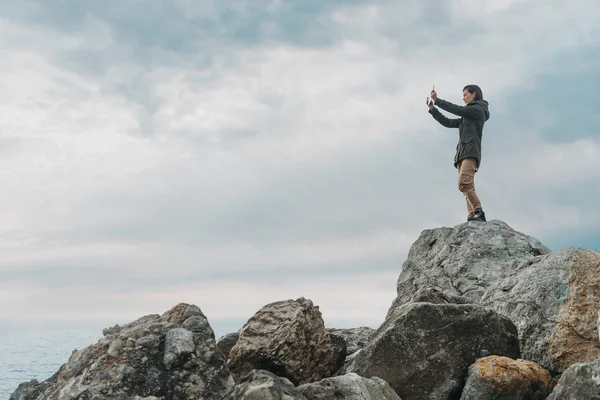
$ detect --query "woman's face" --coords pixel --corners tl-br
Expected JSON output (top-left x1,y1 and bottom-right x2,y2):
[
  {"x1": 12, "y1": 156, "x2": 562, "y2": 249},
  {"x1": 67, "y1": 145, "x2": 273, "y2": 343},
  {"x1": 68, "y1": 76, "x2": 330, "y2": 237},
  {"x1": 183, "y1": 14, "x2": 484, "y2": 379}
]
[{"x1": 463, "y1": 89, "x2": 476, "y2": 104}]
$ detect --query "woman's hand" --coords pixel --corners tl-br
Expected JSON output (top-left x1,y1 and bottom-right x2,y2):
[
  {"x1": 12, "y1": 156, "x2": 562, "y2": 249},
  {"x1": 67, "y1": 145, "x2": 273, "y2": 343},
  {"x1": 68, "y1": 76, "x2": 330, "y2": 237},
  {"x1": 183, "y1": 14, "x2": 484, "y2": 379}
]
[
  {"x1": 426, "y1": 97, "x2": 434, "y2": 110},
  {"x1": 430, "y1": 89, "x2": 438, "y2": 102}
]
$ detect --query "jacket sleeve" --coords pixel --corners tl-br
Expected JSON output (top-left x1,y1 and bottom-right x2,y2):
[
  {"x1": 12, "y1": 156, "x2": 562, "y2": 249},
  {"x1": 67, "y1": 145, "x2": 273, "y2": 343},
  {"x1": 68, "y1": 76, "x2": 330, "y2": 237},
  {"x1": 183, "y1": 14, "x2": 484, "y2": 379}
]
[
  {"x1": 429, "y1": 107, "x2": 461, "y2": 128},
  {"x1": 435, "y1": 99, "x2": 484, "y2": 119}
]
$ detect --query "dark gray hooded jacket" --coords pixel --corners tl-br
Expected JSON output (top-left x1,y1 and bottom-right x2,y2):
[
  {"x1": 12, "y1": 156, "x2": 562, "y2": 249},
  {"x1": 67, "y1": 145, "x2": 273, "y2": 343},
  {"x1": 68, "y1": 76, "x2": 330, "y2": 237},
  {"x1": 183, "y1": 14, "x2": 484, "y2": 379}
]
[{"x1": 429, "y1": 98, "x2": 490, "y2": 171}]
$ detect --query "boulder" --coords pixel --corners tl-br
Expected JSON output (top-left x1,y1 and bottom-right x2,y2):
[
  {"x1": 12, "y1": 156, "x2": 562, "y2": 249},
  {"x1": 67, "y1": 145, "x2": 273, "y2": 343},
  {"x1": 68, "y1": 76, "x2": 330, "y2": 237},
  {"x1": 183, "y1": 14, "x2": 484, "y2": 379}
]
[
  {"x1": 460, "y1": 356, "x2": 553, "y2": 399},
  {"x1": 392, "y1": 220, "x2": 550, "y2": 314},
  {"x1": 11, "y1": 303, "x2": 233, "y2": 400},
  {"x1": 228, "y1": 297, "x2": 336, "y2": 385},
  {"x1": 223, "y1": 369, "x2": 306, "y2": 400},
  {"x1": 346, "y1": 302, "x2": 520, "y2": 400},
  {"x1": 297, "y1": 373, "x2": 400, "y2": 400},
  {"x1": 547, "y1": 361, "x2": 600, "y2": 399},
  {"x1": 482, "y1": 248, "x2": 600, "y2": 373}
]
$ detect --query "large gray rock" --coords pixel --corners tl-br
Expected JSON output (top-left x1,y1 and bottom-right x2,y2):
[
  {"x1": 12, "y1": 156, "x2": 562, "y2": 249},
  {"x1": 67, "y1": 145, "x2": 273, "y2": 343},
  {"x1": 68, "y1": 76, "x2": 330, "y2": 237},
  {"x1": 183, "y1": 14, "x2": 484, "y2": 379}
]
[
  {"x1": 228, "y1": 297, "x2": 336, "y2": 385},
  {"x1": 223, "y1": 369, "x2": 306, "y2": 400},
  {"x1": 11, "y1": 303, "x2": 234, "y2": 400},
  {"x1": 482, "y1": 247, "x2": 600, "y2": 373},
  {"x1": 392, "y1": 220, "x2": 549, "y2": 315},
  {"x1": 346, "y1": 302, "x2": 520, "y2": 400},
  {"x1": 547, "y1": 361, "x2": 600, "y2": 399},
  {"x1": 460, "y1": 356, "x2": 552, "y2": 400},
  {"x1": 297, "y1": 373, "x2": 400, "y2": 399}
]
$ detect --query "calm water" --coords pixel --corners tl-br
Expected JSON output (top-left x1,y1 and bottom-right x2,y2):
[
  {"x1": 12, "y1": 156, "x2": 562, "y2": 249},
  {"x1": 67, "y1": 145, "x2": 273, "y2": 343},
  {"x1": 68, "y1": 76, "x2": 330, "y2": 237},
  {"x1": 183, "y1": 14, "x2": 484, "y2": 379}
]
[{"x1": 0, "y1": 320, "x2": 108, "y2": 400}]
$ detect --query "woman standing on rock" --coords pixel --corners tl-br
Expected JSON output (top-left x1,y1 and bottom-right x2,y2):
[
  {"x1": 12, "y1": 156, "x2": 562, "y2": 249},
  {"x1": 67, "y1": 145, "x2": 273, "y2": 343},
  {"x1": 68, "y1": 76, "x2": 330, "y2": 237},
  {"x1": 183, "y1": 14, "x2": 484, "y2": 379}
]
[{"x1": 427, "y1": 85, "x2": 490, "y2": 222}]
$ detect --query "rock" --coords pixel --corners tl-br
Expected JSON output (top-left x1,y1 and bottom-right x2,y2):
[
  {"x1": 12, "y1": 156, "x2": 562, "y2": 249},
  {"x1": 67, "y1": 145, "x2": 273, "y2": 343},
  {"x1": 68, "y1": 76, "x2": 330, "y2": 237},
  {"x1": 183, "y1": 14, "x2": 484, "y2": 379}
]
[
  {"x1": 297, "y1": 373, "x2": 401, "y2": 399},
  {"x1": 327, "y1": 327, "x2": 376, "y2": 355},
  {"x1": 329, "y1": 333, "x2": 347, "y2": 375},
  {"x1": 228, "y1": 297, "x2": 336, "y2": 385},
  {"x1": 223, "y1": 369, "x2": 307, "y2": 400},
  {"x1": 482, "y1": 248, "x2": 600, "y2": 373},
  {"x1": 547, "y1": 361, "x2": 600, "y2": 399},
  {"x1": 11, "y1": 303, "x2": 234, "y2": 400},
  {"x1": 460, "y1": 356, "x2": 553, "y2": 399},
  {"x1": 217, "y1": 332, "x2": 240, "y2": 358},
  {"x1": 346, "y1": 302, "x2": 520, "y2": 400},
  {"x1": 393, "y1": 220, "x2": 550, "y2": 312}
]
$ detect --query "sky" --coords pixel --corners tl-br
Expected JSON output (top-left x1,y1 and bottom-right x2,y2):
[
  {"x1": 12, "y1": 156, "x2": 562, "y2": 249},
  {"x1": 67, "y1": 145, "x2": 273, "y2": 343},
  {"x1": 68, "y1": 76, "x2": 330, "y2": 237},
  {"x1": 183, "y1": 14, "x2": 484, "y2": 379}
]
[{"x1": 0, "y1": 0, "x2": 599, "y2": 339}]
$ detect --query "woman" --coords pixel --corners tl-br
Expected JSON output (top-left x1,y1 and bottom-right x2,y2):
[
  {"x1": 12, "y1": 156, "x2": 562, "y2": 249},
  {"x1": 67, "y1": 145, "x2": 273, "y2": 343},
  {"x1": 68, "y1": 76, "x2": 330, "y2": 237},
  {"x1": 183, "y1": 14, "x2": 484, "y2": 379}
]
[{"x1": 427, "y1": 85, "x2": 490, "y2": 222}]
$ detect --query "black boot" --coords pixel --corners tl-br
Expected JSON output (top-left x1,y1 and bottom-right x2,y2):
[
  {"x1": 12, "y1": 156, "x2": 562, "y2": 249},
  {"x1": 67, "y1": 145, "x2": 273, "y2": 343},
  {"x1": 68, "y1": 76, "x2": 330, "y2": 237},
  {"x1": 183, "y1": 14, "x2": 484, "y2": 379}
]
[{"x1": 467, "y1": 209, "x2": 486, "y2": 222}]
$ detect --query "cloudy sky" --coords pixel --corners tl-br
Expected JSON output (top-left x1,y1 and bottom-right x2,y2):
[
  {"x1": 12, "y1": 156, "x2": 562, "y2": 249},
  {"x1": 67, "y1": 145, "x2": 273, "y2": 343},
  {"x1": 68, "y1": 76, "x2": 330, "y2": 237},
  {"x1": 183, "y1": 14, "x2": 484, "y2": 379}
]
[{"x1": 0, "y1": 0, "x2": 599, "y2": 338}]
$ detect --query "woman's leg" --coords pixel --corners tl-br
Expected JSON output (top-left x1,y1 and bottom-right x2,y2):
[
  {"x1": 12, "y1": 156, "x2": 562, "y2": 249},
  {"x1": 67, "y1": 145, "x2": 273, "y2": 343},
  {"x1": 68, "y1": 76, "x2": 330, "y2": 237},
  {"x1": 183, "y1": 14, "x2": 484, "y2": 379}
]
[
  {"x1": 466, "y1": 198, "x2": 475, "y2": 216},
  {"x1": 458, "y1": 158, "x2": 482, "y2": 212},
  {"x1": 458, "y1": 161, "x2": 476, "y2": 216}
]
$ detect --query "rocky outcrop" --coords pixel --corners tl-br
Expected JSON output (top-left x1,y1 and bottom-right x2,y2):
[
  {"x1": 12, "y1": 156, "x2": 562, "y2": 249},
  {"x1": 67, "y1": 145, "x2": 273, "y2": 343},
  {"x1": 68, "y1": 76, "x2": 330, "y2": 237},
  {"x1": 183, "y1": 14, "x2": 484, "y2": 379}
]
[
  {"x1": 228, "y1": 297, "x2": 336, "y2": 385},
  {"x1": 392, "y1": 220, "x2": 550, "y2": 314},
  {"x1": 13, "y1": 304, "x2": 234, "y2": 400},
  {"x1": 393, "y1": 220, "x2": 600, "y2": 375},
  {"x1": 346, "y1": 302, "x2": 520, "y2": 400},
  {"x1": 460, "y1": 356, "x2": 553, "y2": 399},
  {"x1": 547, "y1": 361, "x2": 600, "y2": 399},
  {"x1": 482, "y1": 247, "x2": 600, "y2": 373},
  {"x1": 297, "y1": 373, "x2": 400, "y2": 400},
  {"x1": 223, "y1": 369, "x2": 306, "y2": 400}
]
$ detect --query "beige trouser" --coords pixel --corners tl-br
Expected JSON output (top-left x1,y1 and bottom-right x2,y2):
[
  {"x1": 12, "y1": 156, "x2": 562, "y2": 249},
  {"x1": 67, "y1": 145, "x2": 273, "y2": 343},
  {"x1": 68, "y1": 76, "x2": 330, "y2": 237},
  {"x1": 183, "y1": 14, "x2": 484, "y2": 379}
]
[{"x1": 457, "y1": 158, "x2": 482, "y2": 216}]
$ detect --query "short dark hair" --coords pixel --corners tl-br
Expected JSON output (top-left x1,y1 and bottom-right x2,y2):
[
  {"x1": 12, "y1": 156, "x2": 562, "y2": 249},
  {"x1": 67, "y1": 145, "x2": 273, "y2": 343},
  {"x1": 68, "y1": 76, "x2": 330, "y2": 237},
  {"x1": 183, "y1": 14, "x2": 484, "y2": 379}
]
[{"x1": 463, "y1": 85, "x2": 483, "y2": 101}]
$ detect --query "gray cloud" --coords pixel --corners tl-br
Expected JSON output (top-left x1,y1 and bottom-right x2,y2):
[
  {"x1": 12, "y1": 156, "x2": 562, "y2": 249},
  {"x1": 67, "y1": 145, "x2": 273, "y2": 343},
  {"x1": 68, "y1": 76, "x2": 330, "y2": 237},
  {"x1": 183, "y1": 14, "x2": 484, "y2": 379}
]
[{"x1": 0, "y1": 0, "x2": 599, "y2": 329}]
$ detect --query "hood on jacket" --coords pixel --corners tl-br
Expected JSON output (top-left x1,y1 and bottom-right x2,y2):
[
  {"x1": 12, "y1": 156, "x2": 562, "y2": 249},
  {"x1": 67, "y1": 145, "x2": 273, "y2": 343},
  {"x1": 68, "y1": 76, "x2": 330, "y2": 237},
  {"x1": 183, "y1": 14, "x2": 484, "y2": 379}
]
[{"x1": 472, "y1": 100, "x2": 490, "y2": 121}]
